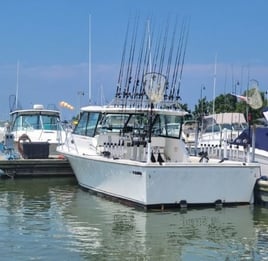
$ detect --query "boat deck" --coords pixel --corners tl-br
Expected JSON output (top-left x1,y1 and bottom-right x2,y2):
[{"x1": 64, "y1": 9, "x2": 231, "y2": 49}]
[{"x1": 0, "y1": 157, "x2": 74, "y2": 178}]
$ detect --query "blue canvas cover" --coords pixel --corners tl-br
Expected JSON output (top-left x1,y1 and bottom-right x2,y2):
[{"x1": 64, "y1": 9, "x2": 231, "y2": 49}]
[{"x1": 232, "y1": 127, "x2": 268, "y2": 151}]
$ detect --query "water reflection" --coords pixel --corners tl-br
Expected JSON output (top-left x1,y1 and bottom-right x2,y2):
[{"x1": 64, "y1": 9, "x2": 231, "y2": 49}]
[{"x1": 1, "y1": 177, "x2": 268, "y2": 260}]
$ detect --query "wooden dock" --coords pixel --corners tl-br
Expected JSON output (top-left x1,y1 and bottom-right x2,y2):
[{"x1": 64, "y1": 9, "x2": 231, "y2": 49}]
[{"x1": 0, "y1": 158, "x2": 74, "y2": 178}]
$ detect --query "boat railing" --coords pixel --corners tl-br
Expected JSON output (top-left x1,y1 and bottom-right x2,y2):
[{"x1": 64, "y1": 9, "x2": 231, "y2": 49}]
[
  {"x1": 93, "y1": 132, "x2": 189, "y2": 164},
  {"x1": 62, "y1": 130, "x2": 79, "y2": 153},
  {"x1": 192, "y1": 144, "x2": 250, "y2": 162},
  {"x1": 188, "y1": 128, "x2": 253, "y2": 163},
  {"x1": 56, "y1": 123, "x2": 68, "y2": 145}
]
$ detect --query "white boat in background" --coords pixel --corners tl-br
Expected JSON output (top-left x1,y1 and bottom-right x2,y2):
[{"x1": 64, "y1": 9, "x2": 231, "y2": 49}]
[
  {"x1": 8, "y1": 104, "x2": 66, "y2": 159},
  {"x1": 181, "y1": 119, "x2": 199, "y2": 145},
  {"x1": 198, "y1": 112, "x2": 248, "y2": 147},
  {"x1": 57, "y1": 18, "x2": 261, "y2": 209}
]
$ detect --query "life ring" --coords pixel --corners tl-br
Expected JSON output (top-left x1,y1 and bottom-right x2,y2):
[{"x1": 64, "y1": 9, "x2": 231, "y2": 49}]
[{"x1": 18, "y1": 134, "x2": 31, "y2": 158}]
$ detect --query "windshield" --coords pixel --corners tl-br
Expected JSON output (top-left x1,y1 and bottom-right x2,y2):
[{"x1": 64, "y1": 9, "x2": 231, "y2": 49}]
[
  {"x1": 12, "y1": 114, "x2": 62, "y2": 131},
  {"x1": 75, "y1": 111, "x2": 183, "y2": 139}
]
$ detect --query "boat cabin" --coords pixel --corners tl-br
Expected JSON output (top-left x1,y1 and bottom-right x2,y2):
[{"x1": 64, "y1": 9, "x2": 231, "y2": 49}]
[
  {"x1": 10, "y1": 104, "x2": 63, "y2": 133},
  {"x1": 71, "y1": 105, "x2": 189, "y2": 163},
  {"x1": 73, "y1": 106, "x2": 185, "y2": 139}
]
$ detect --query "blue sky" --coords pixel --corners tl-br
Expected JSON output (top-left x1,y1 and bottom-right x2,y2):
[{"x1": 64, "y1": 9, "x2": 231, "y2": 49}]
[{"x1": 0, "y1": 0, "x2": 268, "y2": 120}]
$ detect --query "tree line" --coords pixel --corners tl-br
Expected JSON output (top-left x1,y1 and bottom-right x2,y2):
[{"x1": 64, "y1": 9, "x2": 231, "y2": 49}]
[{"x1": 180, "y1": 88, "x2": 267, "y2": 124}]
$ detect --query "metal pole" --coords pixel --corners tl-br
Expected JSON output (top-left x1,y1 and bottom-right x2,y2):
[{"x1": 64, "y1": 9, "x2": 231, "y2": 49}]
[
  {"x1": 77, "y1": 91, "x2": 85, "y2": 120},
  {"x1": 200, "y1": 85, "x2": 205, "y2": 128}
]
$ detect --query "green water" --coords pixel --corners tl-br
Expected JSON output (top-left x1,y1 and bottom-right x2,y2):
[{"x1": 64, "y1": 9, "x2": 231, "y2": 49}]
[{"x1": 0, "y1": 177, "x2": 268, "y2": 260}]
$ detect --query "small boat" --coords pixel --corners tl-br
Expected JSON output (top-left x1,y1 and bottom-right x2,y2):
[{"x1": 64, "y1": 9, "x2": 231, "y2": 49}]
[
  {"x1": 181, "y1": 119, "x2": 199, "y2": 144},
  {"x1": 8, "y1": 104, "x2": 67, "y2": 159},
  {"x1": 57, "y1": 19, "x2": 261, "y2": 210}
]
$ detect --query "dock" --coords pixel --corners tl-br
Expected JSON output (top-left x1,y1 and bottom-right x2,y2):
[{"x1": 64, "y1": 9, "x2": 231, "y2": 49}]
[{"x1": 0, "y1": 158, "x2": 74, "y2": 178}]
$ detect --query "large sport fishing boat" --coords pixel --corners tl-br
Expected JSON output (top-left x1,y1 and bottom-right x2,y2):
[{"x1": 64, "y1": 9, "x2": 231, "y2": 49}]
[{"x1": 57, "y1": 18, "x2": 261, "y2": 209}]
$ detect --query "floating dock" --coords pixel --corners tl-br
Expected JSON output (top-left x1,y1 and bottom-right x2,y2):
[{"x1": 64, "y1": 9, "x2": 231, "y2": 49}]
[
  {"x1": 0, "y1": 131, "x2": 74, "y2": 178},
  {"x1": 0, "y1": 158, "x2": 74, "y2": 178}
]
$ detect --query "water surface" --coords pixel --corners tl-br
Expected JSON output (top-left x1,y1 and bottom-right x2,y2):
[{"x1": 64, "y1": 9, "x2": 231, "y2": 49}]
[{"x1": 1, "y1": 177, "x2": 268, "y2": 260}]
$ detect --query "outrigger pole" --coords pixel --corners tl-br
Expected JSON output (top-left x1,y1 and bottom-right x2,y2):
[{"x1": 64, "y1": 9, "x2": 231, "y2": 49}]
[{"x1": 88, "y1": 14, "x2": 92, "y2": 104}]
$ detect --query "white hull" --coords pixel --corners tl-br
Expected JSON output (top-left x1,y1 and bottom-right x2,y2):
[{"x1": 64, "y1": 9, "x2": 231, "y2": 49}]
[
  {"x1": 64, "y1": 151, "x2": 260, "y2": 207},
  {"x1": 13, "y1": 131, "x2": 63, "y2": 156}
]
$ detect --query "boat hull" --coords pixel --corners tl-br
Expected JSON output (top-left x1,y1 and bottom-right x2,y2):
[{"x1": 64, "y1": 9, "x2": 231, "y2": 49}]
[{"x1": 65, "y1": 153, "x2": 260, "y2": 208}]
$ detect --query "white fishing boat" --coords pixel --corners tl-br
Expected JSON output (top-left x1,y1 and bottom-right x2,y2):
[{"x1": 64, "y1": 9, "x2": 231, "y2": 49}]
[
  {"x1": 8, "y1": 104, "x2": 66, "y2": 159},
  {"x1": 198, "y1": 112, "x2": 248, "y2": 147},
  {"x1": 57, "y1": 19, "x2": 261, "y2": 209}
]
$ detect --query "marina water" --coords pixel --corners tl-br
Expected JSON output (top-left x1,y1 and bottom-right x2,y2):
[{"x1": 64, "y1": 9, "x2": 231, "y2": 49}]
[{"x1": 1, "y1": 177, "x2": 268, "y2": 261}]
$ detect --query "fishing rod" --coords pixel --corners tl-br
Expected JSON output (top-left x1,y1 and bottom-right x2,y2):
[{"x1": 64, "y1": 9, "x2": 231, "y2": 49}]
[
  {"x1": 165, "y1": 17, "x2": 177, "y2": 100},
  {"x1": 138, "y1": 43, "x2": 149, "y2": 105},
  {"x1": 158, "y1": 18, "x2": 169, "y2": 77},
  {"x1": 151, "y1": 22, "x2": 162, "y2": 73},
  {"x1": 122, "y1": 23, "x2": 133, "y2": 99},
  {"x1": 123, "y1": 15, "x2": 139, "y2": 105},
  {"x1": 131, "y1": 22, "x2": 147, "y2": 103},
  {"x1": 170, "y1": 18, "x2": 189, "y2": 102},
  {"x1": 176, "y1": 18, "x2": 190, "y2": 101},
  {"x1": 169, "y1": 21, "x2": 184, "y2": 101},
  {"x1": 116, "y1": 19, "x2": 130, "y2": 100},
  {"x1": 138, "y1": 19, "x2": 152, "y2": 105},
  {"x1": 129, "y1": 15, "x2": 140, "y2": 101}
]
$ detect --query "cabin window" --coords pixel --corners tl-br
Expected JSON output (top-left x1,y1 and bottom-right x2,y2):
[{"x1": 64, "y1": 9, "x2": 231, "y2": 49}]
[
  {"x1": 12, "y1": 117, "x2": 22, "y2": 131},
  {"x1": 12, "y1": 115, "x2": 40, "y2": 130},
  {"x1": 73, "y1": 113, "x2": 88, "y2": 135},
  {"x1": 96, "y1": 113, "x2": 147, "y2": 134},
  {"x1": 86, "y1": 112, "x2": 100, "y2": 137},
  {"x1": 204, "y1": 124, "x2": 221, "y2": 133},
  {"x1": 221, "y1": 123, "x2": 232, "y2": 130},
  {"x1": 42, "y1": 115, "x2": 60, "y2": 130},
  {"x1": 73, "y1": 112, "x2": 100, "y2": 137},
  {"x1": 152, "y1": 115, "x2": 182, "y2": 138},
  {"x1": 99, "y1": 114, "x2": 129, "y2": 132},
  {"x1": 127, "y1": 114, "x2": 148, "y2": 134}
]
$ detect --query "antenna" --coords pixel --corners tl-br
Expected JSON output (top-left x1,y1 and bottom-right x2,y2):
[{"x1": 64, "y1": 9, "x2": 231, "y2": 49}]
[
  {"x1": 15, "y1": 60, "x2": 19, "y2": 109},
  {"x1": 147, "y1": 19, "x2": 152, "y2": 72},
  {"x1": 88, "y1": 14, "x2": 92, "y2": 104},
  {"x1": 212, "y1": 54, "x2": 217, "y2": 115}
]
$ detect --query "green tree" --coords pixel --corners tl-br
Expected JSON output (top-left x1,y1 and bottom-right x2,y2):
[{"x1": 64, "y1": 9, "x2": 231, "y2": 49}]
[
  {"x1": 213, "y1": 93, "x2": 237, "y2": 113},
  {"x1": 192, "y1": 88, "x2": 265, "y2": 124},
  {"x1": 193, "y1": 96, "x2": 209, "y2": 118},
  {"x1": 180, "y1": 103, "x2": 191, "y2": 113}
]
